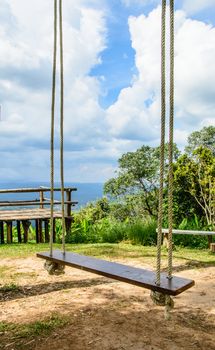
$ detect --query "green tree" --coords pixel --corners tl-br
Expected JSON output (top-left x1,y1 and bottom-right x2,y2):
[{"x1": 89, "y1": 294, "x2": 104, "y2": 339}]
[
  {"x1": 185, "y1": 126, "x2": 215, "y2": 156},
  {"x1": 104, "y1": 144, "x2": 180, "y2": 218},
  {"x1": 174, "y1": 146, "x2": 215, "y2": 228}
]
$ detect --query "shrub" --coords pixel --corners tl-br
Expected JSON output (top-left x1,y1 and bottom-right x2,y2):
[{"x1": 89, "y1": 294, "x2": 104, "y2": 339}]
[
  {"x1": 78, "y1": 198, "x2": 111, "y2": 224},
  {"x1": 127, "y1": 218, "x2": 157, "y2": 245},
  {"x1": 97, "y1": 220, "x2": 127, "y2": 243},
  {"x1": 172, "y1": 215, "x2": 209, "y2": 248}
]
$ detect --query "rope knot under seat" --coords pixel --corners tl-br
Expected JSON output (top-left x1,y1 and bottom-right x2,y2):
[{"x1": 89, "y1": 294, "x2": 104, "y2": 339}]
[
  {"x1": 44, "y1": 260, "x2": 65, "y2": 275},
  {"x1": 150, "y1": 290, "x2": 174, "y2": 320}
]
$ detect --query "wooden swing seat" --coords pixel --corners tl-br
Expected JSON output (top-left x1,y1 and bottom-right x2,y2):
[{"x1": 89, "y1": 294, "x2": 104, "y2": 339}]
[{"x1": 37, "y1": 250, "x2": 194, "y2": 296}]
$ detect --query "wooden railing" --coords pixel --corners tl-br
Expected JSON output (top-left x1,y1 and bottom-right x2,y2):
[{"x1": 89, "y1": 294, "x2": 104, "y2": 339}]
[{"x1": 0, "y1": 187, "x2": 77, "y2": 244}]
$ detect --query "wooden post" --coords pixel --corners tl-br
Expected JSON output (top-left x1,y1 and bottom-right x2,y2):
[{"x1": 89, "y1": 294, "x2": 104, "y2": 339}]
[
  {"x1": 53, "y1": 218, "x2": 56, "y2": 243},
  {"x1": 208, "y1": 235, "x2": 212, "y2": 249},
  {"x1": 44, "y1": 220, "x2": 49, "y2": 243},
  {"x1": 35, "y1": 220, "x2": 39, "y2": 243},
  {"x1": 22, "y1": 220, "x2": 31, "y2": 243},
  {"x1": 210, "y1": 243, "x2": 215, "y2": 253},
  {"x1": 65, "y1": 190, "x2": 72, "y2": 234},
  {"x1": 0, "y1": 221, "x2": 4, "y2": 244},
  {"x1": 6, "y1": 221, "x2": 13, "y2": 243},
  {"x1": 38, "y1": 220, "x2": 43, "y2": 243},
  {"x1": 66, "y1": 190, "x2": 71, "y2": 216},
  {"x1": 40, "y1": 190, "x2": 44, "y2": 209},
  {"x1": 163, "y1": 232, "x2": 169, "y2": 248},
  {"x1": 17, "y1": 221, "x2": 22, "y2": 243}
]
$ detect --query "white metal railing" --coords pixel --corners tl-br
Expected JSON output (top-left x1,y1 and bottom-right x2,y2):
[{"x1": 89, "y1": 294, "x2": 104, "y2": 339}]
[{"x1": 158, "y1": 229, "x2": 215, "y2": 236}]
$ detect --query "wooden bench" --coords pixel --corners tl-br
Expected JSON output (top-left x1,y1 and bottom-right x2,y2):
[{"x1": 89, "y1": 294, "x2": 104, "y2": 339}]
[
  {"x1": 160, "y1": 229, "x2": 215, "y2": 248},
  {"x1": 0, "y1": 187, "x2": 77, "y2": 244}
]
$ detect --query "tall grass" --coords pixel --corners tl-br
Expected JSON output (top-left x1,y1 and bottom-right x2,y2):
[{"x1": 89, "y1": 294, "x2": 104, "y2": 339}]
[
  {"x1": 6, "y1": 212, "x2": 212, "y2": 249},
  {"x1": 127, "y1": 219, "x2": 157, "y2": 245},
  {"x1": 64, "y1": 216, "x2": 157, "y2": 246},
  {"x1": 96, "y1": 219, "x2": 127, "y2": 243}
]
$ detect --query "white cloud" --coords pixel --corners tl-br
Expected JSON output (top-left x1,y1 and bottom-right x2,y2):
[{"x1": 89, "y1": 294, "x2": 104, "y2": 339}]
[
  {"x1": 1, "y1": 1, "x2": 215, "y2": 183},
  {"x1": 0, "y1": 0, "x2": 109, "y2": 181},
  {"x1": 106, "y1": 6, "x2": 215, "y2": 148}
]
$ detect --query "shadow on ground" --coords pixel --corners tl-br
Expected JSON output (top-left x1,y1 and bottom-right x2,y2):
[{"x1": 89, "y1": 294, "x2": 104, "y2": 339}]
[
  {"x1": 0, "y1": 277, "x2": 113, "y2": 302},
  {"x1": 1, "y1": 301, "x2": 214, "y2": 350}
]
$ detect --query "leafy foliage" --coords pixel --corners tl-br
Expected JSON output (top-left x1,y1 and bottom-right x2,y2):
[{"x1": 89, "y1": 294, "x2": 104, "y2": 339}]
[
  {"x1": 185, "y1": 126, "x2": 215, "y2": 156},
  {"x1": 4, "y1": 127, "x2": 215, "y2": 249},
  {"x1": 104, "y1": 144, "x2": 180, "y2": 218},
  {"x1": 174, "y1": 146, "x2": 215, "y2": 227},
  {"x1": 63, "y1": 128, "x2": 214, "y2": 248}
]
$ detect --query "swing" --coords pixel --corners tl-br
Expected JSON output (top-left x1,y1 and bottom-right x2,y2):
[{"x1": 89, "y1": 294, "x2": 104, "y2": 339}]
[{"x1": 37, "y1": 0, "x2": 194, "y2": 316}]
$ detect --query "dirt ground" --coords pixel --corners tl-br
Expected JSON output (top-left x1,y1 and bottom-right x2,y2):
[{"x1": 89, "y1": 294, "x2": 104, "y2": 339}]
[{"x1": 0, "y1": 255, "x2": 215, "y2": 350}]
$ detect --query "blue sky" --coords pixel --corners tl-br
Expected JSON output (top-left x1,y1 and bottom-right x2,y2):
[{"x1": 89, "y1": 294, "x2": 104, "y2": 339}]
[
  {"x1": 0, "y1": 0, "x2": 215, "y2": 183},
  {"x1": 90, "y1": 1, "x2": 151, "y2": 108}
]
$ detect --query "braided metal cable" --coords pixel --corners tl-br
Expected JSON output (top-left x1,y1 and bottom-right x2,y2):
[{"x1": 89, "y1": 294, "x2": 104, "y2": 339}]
[
  {"x1": 156, "y1": 0, "x2": 166, "y2": 285},
  {"x1": 50, "y1": 0, "x2": 57, "y2": 256},
  {"x1": 59, "y1": 0, "x2": 66, "y2": 254},
  {"x1": 167, "y1": 0, "x2": 175, "y2": 279}
]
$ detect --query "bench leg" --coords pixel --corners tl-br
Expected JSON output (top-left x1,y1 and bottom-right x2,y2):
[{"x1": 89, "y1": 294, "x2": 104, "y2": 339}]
[
  {"x1": 44, "y1": 220, "x2": 49, "y2": 243},
  {"x1": 208, "y1": 235, "x2": 212, "y2": 249},
  {"x1": 35, "y1": 220, "x2": 39, "y2": 243},
  {"x1": 17, "y1": 221, "x2": 22, "y2": 243},
  {"x1": 0, "y1": 221, "x2": 4, "y2": 244},
  {"x1": 210, "y1": 243, "x2": 215, "y2": 253},
  {"x1": 35, "y1": 219, "x2": 43, "y2": 243},
  {"x1": 6, "y1": 221, "x2": 13, "y2": 244},
  {"x1": 22, "y1": 220, "x2": 31, "y2": 243},
  {"x1": 65, "y1": 218, "x2": 72, "y2": 235},
  {"x1": 53, "y1": 219, "x2": 56, "y2": 243},
  {"x1": 163, "y1": 232, "x2": 169, "y2": 248},
  {"x1": 38, "y1": 220, "x2": 43, "y2": 243}
]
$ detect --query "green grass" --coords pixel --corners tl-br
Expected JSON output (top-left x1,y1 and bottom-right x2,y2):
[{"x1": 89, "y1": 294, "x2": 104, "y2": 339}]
[
  {"x1": 0, "y1": 321, "x2": 16, "y2": 333},
  {"x1": 0, "y1": 283, "x2": 20, "y2": 292},
  {"x1": 0, "y1": 314, "x2": 69, "y2": 340},
  {"x1": 0, "y1": 242, "x2": 215, "y2": 265},
  {"x1": 0, "y1": 314, "x2": 69, "y2": 350}
]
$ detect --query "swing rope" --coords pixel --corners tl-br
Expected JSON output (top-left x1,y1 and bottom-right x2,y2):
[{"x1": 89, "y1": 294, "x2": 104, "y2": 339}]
[
  {"x1": 47, "y1": 0, "x2": 176, "y2": 299},
  {"x1": 156, "y1": 0, "x2": 166, "y2": 287},
  {"x1": 156, "y1": 0, "x2": 175, "y2": 285},
  {"x1": 59, "y1": 0, "x2": 66, "y2": 255},
  {"x1": 50, "y1": 0, "x2": 57, "y2": 257},
  {"x1": 152, "y1": 0, "x2": 175, "y2": 318},
  {"x1": 167, "y1": 0, "x2": 175, "y2": 279},
  {"x1": 45, "y1": 0, "x2": 65, "y2": 275}
]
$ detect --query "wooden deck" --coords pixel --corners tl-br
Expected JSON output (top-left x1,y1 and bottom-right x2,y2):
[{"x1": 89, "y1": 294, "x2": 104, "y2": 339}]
[
  {"x1": 0, "y1": 187, "x2": 77, "y2": 244},
  {"x1": 37, "y1": 250, "x2": 195, "y2": 296},
  {"x1": 0, "y1": 209, "x2": 74, "y2": 221}
]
